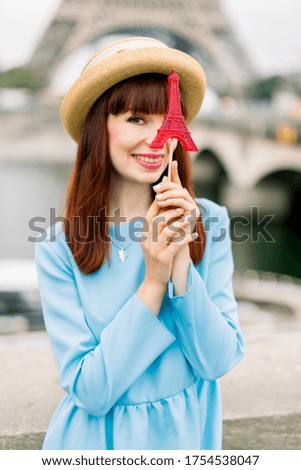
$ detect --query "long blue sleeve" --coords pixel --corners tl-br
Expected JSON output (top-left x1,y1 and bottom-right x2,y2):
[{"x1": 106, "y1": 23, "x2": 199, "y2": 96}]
[
  {"x1": 35, "y1": 234, "x2": 176, "y2": 418},
  {"x1": 168, "y1": 205, "x2": 245, "y2": 381}
]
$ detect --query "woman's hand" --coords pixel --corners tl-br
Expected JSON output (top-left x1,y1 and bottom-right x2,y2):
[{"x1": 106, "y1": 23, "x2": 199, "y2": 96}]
[
  {"x1": 140, "y1": 196, "x2": 198, "y2": 288},
  {"x1": 153, "y1": 161, "x2": 200, "y2": 294},
  {"x1": 153, "y1": 161, "x2": 200, "y2": 225}
]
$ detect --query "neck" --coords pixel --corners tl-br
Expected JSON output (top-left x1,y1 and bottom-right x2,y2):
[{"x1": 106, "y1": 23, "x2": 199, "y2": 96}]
[{"x1": 109, "y1": 177, "x2": 153, "y2": 224}]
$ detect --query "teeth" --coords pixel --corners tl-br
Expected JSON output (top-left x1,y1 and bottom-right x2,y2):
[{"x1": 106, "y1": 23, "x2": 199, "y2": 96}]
[{"x1": 133, "y1": 155, "x2": 162, "y2": 163}]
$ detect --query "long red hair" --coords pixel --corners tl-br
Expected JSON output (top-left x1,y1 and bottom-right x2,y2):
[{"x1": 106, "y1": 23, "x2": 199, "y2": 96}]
[{"x1": 63, "y1": 73, "x2": 206, "y2": 274}]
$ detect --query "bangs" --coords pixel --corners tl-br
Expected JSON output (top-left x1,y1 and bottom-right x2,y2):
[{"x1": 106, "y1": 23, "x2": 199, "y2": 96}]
[{"x1": 106, "y1": 73, "x2": 187, "y2": 117}]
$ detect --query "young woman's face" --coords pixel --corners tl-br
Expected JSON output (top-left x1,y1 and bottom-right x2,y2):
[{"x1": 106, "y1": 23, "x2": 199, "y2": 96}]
[{"x1": 107, "y1": 112, "x2": 170, "y2": 184}]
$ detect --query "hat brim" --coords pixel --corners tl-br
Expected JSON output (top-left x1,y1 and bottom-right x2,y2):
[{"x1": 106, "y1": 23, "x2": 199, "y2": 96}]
[{"x1": 60, "y1": 46, "x2": 207, "y2": 142}]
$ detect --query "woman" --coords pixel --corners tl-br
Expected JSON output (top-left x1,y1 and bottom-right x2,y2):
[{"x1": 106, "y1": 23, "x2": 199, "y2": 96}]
[{"x1": 35, "y1": 37, "x2": 245, "y2": 450}]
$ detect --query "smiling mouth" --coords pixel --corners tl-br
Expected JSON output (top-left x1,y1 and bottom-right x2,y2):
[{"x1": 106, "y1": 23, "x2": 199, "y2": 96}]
[{"x1": 132, "y1": 154, "x2": 164, "y2": 163}]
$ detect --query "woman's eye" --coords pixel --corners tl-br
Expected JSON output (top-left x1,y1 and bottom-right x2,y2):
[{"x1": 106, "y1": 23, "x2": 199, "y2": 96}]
[{"x1": 128, "y1": 116, "x2": 144, "y2": 125}]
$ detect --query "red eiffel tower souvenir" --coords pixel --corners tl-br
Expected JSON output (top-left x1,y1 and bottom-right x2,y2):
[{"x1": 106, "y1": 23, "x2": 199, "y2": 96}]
[{"x1": 150, "y1": 69, "x2": 198, "y2": 152}]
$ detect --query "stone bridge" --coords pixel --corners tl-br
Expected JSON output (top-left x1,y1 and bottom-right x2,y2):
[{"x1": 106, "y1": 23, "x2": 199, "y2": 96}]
[{"x1": 191, "y1": 119, "x2": 301, "y2": 189}]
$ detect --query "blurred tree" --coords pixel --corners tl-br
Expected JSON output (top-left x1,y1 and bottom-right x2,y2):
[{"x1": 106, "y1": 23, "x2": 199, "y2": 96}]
[
  {"x1": 0, "y1": 67, "x2": 45, "y2": 91},
  {"x1": 245, "y1": 75, "x2": 283, "y2": 101}
]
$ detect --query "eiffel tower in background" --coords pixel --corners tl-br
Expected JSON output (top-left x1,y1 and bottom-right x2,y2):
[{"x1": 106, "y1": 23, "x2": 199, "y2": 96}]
[{"x1": 30, "y1": 0, "x2": 256, "y2": 96}]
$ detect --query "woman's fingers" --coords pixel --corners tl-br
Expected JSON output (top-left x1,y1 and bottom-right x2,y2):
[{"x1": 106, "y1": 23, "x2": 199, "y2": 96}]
[
  {"x1": 145, "y1": 157, "x2": 198, "y2": 248},
  {"x1": 170, "y1": 160, "x2": 181, "y2": 185},
  {"x1": 153, "y1": 181, "x2": 181, "y2": 193},
  {"x1": 156, "y1": 197, "x2": 195, "y2": 212},
  {"x1": 144, "y1": 197, "x2": 161, "y2": 225},
  {"x1": 155, "y1": 188, "x2": 189, "y2": 201},
  {"x1": 154, "y1": 183, "x2": 200, "y2": 220},
  {"x1": 153, "y1": 179, "x2": 199, "y2": 214},
  {"x1": 151, "y1": 207, "x2": 184, "y2": 238},
  {"x1": 167, "y1": 230, "x2": 199, "y2": 249},
  {"x1": 158, "y1": 216, "x2": 192, "y2": 245},
  {"x1": 159, "y1": 230, "x2": 199, "y2": 262},
  {"x1": 146, "y1": 206, "x2": 191, "y2": 246},
  {"x1": 155, "y1": 184, "x2": 198, "y2": 207}
]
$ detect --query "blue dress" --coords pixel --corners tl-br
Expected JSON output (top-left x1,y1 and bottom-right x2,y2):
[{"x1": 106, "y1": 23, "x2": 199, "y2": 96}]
[{"x1": 35, "y1": 198, "x2": 245, "y2": 450}]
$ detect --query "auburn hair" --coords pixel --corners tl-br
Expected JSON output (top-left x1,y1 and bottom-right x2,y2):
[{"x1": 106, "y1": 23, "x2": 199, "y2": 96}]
[{"x1": 63, "y1": 73, "x2": 206, "y2": 274}]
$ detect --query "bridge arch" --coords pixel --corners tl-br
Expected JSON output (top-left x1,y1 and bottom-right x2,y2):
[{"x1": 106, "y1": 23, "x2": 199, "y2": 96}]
[
  {"x1": 252, "y1": 169, "x2": 301, "y2": 278},
  {"x1": 256, "y1": 169, "x2": 301, "y2": 225},
  {"x1": 193, "y1": 148, "x2": 227, "y2": 203},
  {"x1": 250, "y1": 159, "x2": 301, "y2": 189}
]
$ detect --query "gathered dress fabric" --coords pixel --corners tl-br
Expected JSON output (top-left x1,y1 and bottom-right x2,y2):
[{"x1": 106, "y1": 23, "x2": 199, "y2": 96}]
[{"x1": 35, "y1": 198, "x2": 245, "y2": 450}]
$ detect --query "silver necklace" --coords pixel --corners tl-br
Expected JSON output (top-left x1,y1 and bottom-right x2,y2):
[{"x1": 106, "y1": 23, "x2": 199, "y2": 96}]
[{"x1": 110, "y1": 237, "x2": 133, "y2": 262}]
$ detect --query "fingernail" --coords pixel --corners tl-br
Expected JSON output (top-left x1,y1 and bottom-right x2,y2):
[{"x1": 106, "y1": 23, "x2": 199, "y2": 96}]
[
  {"x1": 153, "y1": 184, "x2": 161, "y2": 190},
  {"x1": 176, "y1": 208, "x2": 184, "y2": 212},
  {"x1": 192, "y1": 232, "x2": 198, "y2": 239},
  {"x1": 155, "y1": 193, "x2": 164, "y2": 199}
]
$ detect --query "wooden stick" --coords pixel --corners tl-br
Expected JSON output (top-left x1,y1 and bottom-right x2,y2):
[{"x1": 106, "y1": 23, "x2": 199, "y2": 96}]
[
  {"x1": 167, "y1": 139, "x2": 178, "y2": 182},
  {"x1": 167, "y1": 146, "x2": 173, "y2": 182}
]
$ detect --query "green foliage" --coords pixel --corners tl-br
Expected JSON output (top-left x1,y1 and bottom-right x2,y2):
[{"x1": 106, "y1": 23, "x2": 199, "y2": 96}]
[
  {"x1": 0, "y1": 67, "x2": 45, "y2": 91},
  {"x1": 246, "y1": 75, "x2": 283, "y2": 101}
]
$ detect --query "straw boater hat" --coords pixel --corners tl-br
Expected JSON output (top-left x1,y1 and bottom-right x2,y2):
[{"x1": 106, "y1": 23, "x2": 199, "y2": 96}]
[{"x1": 60, "y1": 37, "x2": 207, "y2": 142}]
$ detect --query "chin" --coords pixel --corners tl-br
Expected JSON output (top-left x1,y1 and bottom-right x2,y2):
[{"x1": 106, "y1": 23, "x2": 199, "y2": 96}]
[{"x1": 147, "y1": 171, "x2": 165, "y2": 182}]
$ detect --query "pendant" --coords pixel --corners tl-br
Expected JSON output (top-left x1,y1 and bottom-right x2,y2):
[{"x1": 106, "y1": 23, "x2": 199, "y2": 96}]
[{"x1": 118, "y1": 248, "x2": 127, "y2": 262}]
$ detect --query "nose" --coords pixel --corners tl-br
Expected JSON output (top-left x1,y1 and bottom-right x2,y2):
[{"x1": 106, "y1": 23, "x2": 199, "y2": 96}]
[{"x1": 144, "y1": 117, "x2": 164, "y2": 146}]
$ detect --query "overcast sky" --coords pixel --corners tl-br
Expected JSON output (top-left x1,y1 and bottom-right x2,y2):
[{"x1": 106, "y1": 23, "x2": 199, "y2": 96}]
[{"x1": 0, "y1": 0, "x2": 300, "y2": 77}]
